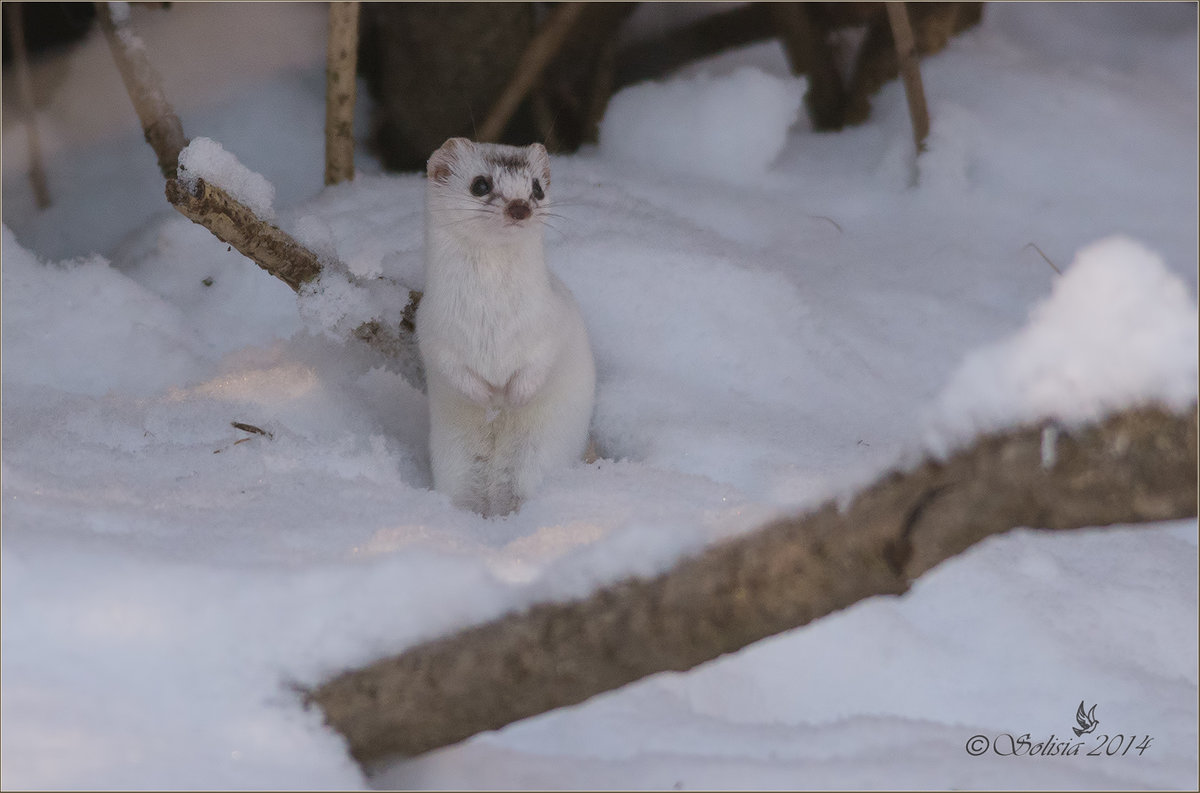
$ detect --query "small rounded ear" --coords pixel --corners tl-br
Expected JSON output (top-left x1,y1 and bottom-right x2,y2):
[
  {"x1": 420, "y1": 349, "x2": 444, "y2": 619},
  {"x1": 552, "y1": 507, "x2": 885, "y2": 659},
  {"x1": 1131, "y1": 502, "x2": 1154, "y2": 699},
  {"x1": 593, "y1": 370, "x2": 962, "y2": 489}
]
[
  {"x1": 528, "y1": 142, "x2": 551, "y2": 188},
  {"x1": 427, "y1": 137, "x2": 472, "y2": 184}
]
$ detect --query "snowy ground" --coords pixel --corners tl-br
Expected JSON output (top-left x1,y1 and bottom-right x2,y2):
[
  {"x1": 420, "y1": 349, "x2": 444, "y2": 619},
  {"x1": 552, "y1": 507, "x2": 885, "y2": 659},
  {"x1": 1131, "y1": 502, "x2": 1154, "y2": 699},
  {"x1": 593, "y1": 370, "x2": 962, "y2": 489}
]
[{"x1": 2, "y1": 2, "x2": 1197, "y2": 789}]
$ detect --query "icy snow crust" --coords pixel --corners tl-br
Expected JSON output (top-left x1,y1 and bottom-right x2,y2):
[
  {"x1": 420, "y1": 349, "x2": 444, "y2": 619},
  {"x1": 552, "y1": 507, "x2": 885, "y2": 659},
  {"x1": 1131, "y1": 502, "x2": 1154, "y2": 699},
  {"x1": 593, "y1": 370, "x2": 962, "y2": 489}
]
[{"x1": 2, "y1": 3, "x2": 1197, "y2": 790}]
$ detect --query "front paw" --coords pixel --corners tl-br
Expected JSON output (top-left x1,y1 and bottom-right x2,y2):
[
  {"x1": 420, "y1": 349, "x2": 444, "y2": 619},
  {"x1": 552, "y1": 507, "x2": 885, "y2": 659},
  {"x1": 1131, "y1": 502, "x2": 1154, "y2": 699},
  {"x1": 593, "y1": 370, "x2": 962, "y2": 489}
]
[
  {"x1": 447, "y1": 365, "x2": 499, "y2": 408},
  {"x1": 503, "y1": 367, "x2": 544, "y2": 408}
]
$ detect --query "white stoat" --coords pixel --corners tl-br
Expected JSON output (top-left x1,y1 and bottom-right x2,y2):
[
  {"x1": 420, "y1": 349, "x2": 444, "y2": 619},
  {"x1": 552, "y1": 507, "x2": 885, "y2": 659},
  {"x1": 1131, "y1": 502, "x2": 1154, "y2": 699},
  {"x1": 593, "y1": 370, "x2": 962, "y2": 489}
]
[{"x1": 416, "y1": 137, "x2": 595, "y2": 517}]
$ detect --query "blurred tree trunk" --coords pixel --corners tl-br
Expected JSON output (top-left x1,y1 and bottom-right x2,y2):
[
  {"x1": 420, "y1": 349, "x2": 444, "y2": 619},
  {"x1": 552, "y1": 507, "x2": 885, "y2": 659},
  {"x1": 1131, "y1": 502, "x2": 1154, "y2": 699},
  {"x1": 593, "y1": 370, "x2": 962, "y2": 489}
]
[
  {"x1": 532, "y1": 1, "x2": 637, "y2": 150},
  {"x1": 358, "y1": 2, "x2": 635, "y2": 166},
  {"x1": 477, "y1": 2, "x2": 589, "y2": 143},
  {"x1": 614, "y1": 2, "x2": 983, "y2": 132},
  {"x1": 358, "y1": 3, "x2": 537, "y2": 171}
]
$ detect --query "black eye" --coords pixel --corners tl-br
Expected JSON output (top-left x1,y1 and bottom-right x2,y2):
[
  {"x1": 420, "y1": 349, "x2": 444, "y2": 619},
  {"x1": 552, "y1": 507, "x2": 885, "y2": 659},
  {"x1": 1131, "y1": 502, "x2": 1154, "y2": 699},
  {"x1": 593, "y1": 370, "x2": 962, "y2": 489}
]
[
  {"x1": 470, "y1": 176, "x2": 492, "y2": 197},
  {"x1": 531, "y1": 179, "x2": 544, "y2": 201}
]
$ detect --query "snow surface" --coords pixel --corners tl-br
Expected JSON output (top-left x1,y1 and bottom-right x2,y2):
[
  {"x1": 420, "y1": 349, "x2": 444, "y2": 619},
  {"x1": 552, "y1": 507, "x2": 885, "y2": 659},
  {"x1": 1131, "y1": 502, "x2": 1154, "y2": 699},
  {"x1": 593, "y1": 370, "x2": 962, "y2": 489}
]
[
  {"x1": 2, "y1": 2, "x2": 1197, "y2": 790},
  {"x1": 177, "y1": 137, "x2": 277, "y2": 221}
]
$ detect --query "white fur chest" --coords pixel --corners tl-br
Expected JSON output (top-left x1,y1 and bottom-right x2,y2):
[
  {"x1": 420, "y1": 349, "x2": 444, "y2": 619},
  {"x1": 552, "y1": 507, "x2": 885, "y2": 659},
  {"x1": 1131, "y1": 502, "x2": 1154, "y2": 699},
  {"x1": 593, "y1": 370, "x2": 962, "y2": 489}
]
[{"x1": 419, "y1": 233, "x2": 564, "y2": 389}]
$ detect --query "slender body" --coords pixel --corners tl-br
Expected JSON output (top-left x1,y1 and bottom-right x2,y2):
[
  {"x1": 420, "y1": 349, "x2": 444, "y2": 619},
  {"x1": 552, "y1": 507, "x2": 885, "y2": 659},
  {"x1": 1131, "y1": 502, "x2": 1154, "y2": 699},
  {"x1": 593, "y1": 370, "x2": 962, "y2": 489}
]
[{"x1": 417, "y1": 138, "x2": 595, "y2": 516}]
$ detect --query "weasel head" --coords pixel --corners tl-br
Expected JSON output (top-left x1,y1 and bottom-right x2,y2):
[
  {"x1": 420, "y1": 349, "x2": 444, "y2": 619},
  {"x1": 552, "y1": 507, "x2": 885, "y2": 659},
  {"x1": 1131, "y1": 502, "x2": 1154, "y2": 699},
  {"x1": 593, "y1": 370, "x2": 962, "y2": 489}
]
[{"x1": 426, "y1": 138, "x2": 551, "y2": 243}]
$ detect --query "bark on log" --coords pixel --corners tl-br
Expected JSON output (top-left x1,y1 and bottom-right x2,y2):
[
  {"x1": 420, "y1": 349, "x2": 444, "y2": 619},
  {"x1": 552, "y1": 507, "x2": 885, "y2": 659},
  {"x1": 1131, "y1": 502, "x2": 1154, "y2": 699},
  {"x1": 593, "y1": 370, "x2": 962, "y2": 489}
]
[
  {"x1": 324, "y1": 1, "x2": 360, "y2": 185},
  {"x1": 477, "y1": 2, "x2": 590, "y2": 143},
  {"x1": 310, "y1": 403, "x2": 1198, "y2": 765},
  {"x1": 96, "y1": 1, "x2": 187, "y2": 179}
]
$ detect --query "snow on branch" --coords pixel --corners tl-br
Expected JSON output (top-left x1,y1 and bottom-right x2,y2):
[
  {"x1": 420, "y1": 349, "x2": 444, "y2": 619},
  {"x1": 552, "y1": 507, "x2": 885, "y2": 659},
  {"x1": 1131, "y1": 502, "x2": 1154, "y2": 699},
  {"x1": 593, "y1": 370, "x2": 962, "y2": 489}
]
[{"x1": 309, "y1": 403, "x2": 1197, "y2": 765}]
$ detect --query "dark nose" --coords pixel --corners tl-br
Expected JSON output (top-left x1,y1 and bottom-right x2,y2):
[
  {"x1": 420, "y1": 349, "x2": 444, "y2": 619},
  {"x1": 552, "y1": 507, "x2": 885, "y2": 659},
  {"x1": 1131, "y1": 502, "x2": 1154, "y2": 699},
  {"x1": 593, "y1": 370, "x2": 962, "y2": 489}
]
[{"x1": 505, "y1": 200, "x2": 531, "y2": 221}]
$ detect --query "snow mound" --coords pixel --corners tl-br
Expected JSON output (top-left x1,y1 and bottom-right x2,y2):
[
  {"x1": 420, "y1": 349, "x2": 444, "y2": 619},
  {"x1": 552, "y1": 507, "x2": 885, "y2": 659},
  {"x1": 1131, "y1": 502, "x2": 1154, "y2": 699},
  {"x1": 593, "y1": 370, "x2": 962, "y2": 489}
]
[
  {"x1": 925, "y1": 235, "x2": 1199, "y2": 454},
  {"x1": 0, "y1": 226, "x2": 212, "y2": 396},
  {"x1": 177, "y1": 137, "x2": 276, "y2": 220},
  {"x1": 599, "y1": 66, "x2": 804, "y2": 183}
]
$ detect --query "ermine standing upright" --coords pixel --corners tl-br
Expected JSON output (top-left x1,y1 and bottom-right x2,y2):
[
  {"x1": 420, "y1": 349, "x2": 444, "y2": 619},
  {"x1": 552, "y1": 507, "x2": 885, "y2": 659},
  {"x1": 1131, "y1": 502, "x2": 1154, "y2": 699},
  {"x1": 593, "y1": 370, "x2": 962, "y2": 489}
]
[{"x1": 417, "y1": 138, "x2": 595, "y2": 516}]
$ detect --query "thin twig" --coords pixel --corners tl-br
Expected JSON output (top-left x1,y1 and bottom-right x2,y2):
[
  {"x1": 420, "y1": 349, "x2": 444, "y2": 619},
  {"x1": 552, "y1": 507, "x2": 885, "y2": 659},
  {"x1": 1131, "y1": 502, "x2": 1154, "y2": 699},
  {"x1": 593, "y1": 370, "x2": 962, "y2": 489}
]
[
  {"x1": 885, "y1": 2, "x2": 931, "y2": 153},
  {"x1": 810, "y1": 214, "x2": 844, "y2": 233},
  {"x1": 6, "y1": 3, "x2": 52, "y2": 208},
  {"x1": 1023, "y1": 242, "x2": 1063, "y2": 276},
  {"x1": 95, "y1": 1, "x2": 187, "y2": 179},
  {"x1": 231, "y1": 421, "x2": 273, "y2": 438},
  {"x1": 324, "y1": 1, "x2": 360, "y2": 185}
]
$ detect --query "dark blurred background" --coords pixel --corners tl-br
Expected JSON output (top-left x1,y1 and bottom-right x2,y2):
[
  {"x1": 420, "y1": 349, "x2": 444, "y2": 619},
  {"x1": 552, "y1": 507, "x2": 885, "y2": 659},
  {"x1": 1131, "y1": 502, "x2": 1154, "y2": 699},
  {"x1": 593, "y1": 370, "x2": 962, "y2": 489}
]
[{"x1": 3, "y1": 2, "x2": 983, "y2": 171}]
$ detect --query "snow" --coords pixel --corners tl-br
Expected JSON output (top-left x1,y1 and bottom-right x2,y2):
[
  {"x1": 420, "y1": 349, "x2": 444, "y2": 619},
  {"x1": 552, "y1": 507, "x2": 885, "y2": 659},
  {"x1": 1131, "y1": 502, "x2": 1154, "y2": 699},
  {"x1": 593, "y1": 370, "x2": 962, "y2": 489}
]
[
  {"x1": 599, "y1": 66, "x2": 806, "y2": 182},
  {"x1": 925, "y1": 235, "x2": 1199, "y2": 456},
  {"x1": 2, "y1": 2, "x2": 1197, "y2": 790},
  {"x1": 178, "y1": 137, "x2": 277, "y2": 221}
]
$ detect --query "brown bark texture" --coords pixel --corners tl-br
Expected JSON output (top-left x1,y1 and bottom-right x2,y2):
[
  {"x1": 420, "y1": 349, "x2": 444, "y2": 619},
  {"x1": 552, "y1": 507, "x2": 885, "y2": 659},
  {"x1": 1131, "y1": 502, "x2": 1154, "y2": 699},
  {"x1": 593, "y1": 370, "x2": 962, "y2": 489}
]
[
  {"x1": 310, "y1": 403, "x2": 1198, "y2": 765},
  {"x1": 96, "y1": 1, "x2": 187, "y2": 179},
  {"x1": 325, "y1": 1, "x2": 360, "y2": 185}
]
